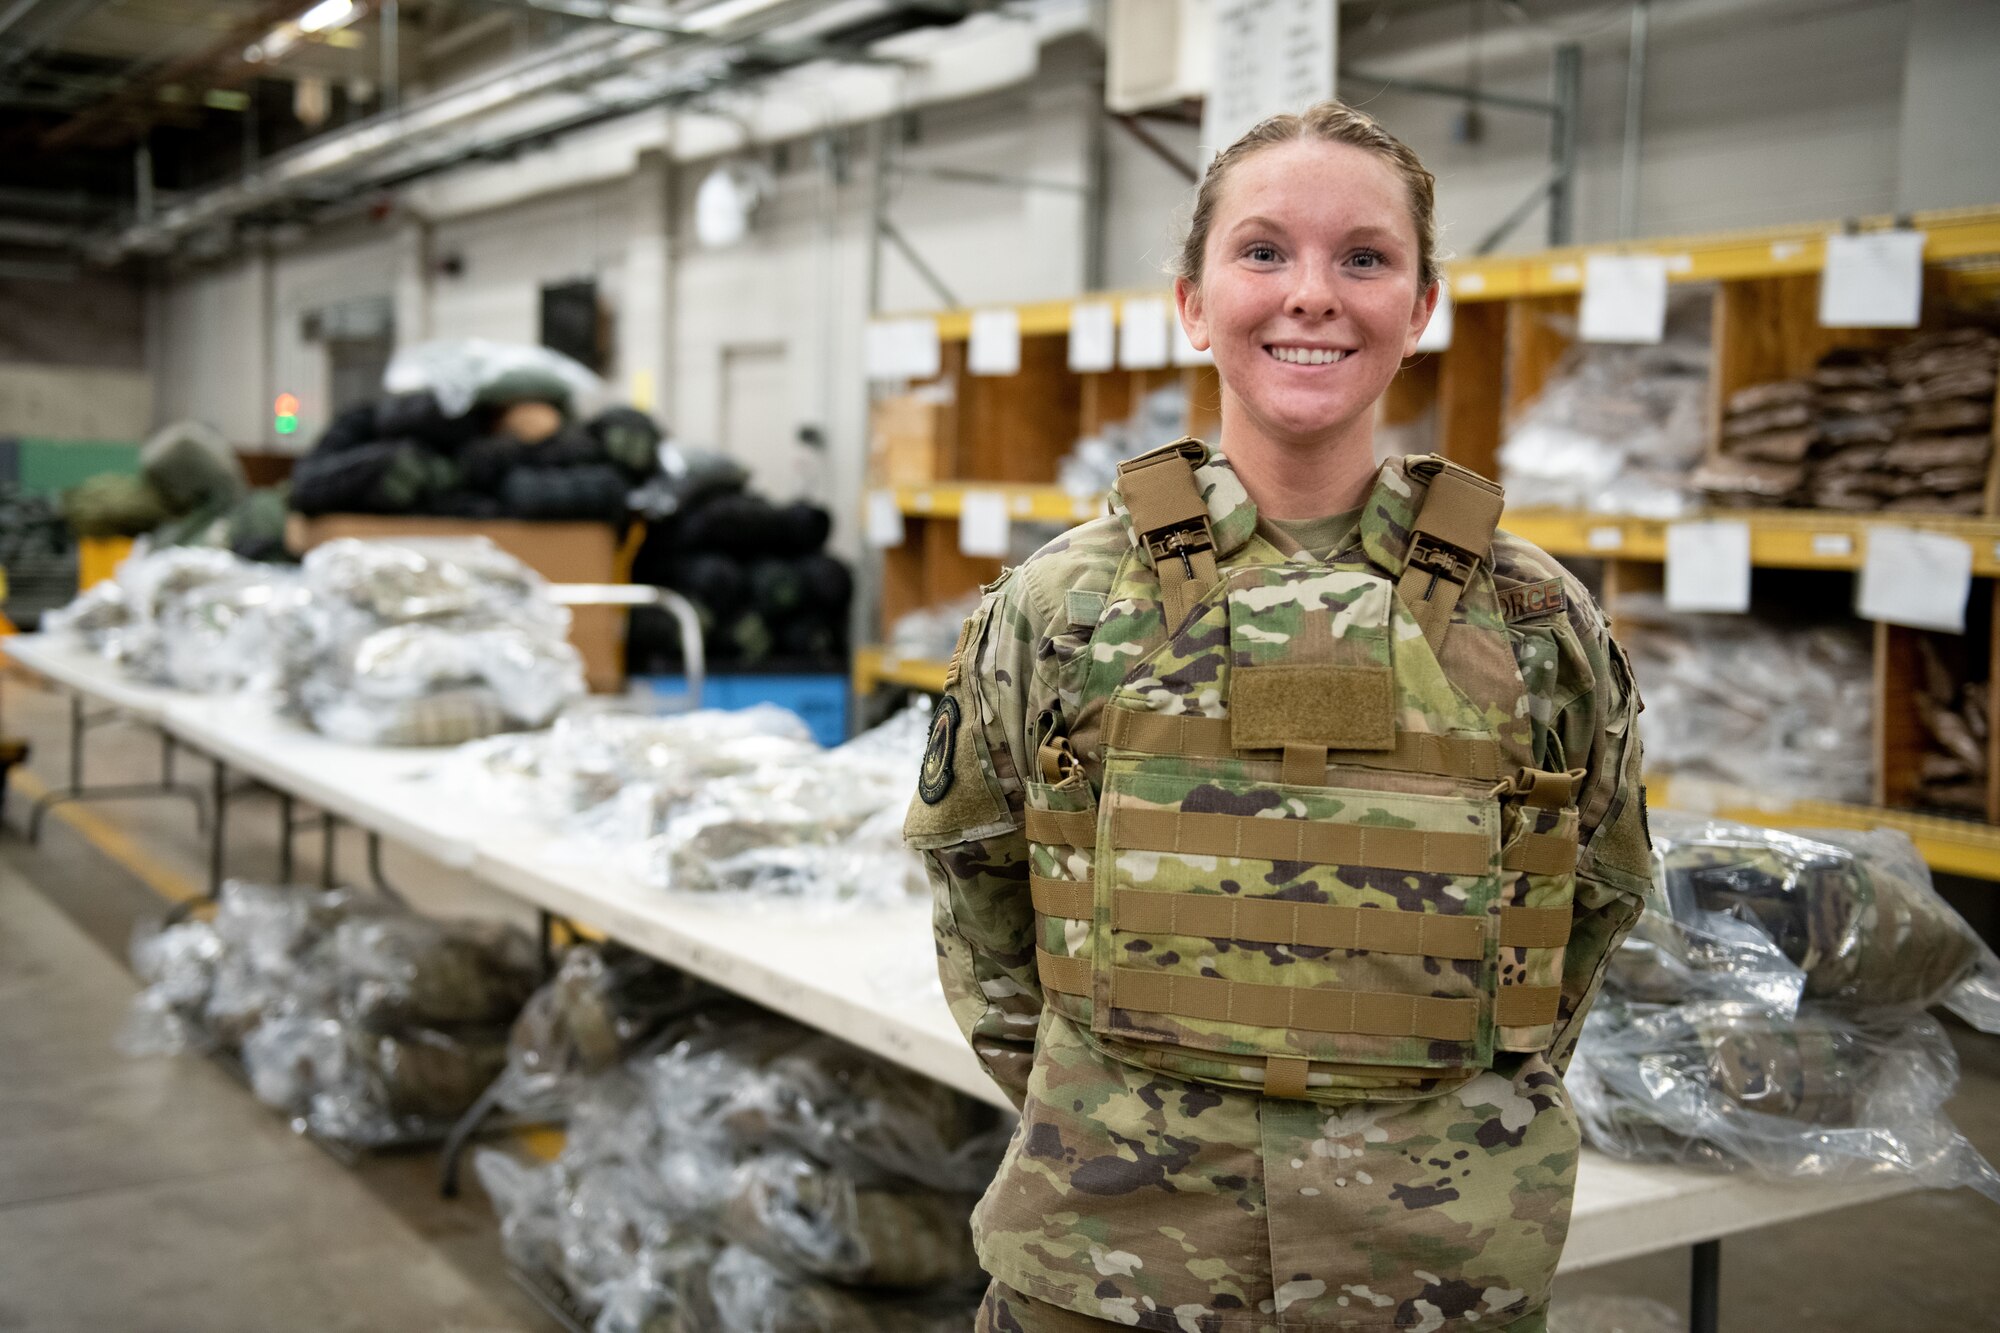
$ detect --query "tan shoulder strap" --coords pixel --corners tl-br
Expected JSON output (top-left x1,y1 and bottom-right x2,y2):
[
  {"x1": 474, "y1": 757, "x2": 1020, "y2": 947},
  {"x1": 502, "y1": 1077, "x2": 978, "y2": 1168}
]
[
  {"x1": 1395, "y1": 461, "x2": 1505, "y2": 653},
  {"x1": 1117, "y1": 444, "x2": 1219, "y2": 630}
]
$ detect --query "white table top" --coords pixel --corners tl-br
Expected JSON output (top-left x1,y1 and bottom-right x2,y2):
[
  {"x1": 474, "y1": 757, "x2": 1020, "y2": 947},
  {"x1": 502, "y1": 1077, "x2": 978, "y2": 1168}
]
[
  {"x1": 4, "y1": 634, "x2": 190, "y2": 724},
  {"x1": 3, "y1": 633, "x2": 1918, "y2": 1265}
]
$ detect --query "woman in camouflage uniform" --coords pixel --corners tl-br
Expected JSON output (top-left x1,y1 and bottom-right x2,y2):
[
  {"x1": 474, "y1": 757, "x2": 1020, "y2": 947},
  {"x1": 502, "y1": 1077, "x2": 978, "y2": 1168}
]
[{"x1": 906, "y1": 101, "x2": 1652, "y2": 1333}]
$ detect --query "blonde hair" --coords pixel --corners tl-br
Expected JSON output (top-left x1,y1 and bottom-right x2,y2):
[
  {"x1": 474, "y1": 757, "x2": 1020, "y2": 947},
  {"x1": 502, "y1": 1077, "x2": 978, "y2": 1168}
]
[{"x1": 1175, "y1": 100, "x2": 1440, "y2": 293}]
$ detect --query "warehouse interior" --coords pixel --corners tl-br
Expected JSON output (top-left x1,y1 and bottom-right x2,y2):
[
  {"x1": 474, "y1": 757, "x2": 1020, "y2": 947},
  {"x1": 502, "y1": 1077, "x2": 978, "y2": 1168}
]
[{"x1": 3, "y1": 1, "x2": 2000, "y2": 1330}]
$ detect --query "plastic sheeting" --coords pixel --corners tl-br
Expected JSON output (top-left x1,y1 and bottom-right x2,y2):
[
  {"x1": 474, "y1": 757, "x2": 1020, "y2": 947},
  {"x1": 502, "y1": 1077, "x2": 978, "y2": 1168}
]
[
  {"x1": 384, "y1": 338, "x2": 605, "y2": 419},
  {"x1": 1572, "y1": 814, "x2": 2000, "y2": 1197}
]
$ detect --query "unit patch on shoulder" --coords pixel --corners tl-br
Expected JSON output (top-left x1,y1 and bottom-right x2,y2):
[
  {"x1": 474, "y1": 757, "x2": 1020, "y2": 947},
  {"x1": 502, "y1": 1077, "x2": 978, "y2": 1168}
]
[
  {"x1": 1500, "y1": 577, "x2": 1568, "y2": 622},
  {"x1": 918, "y1": 695, "x2": 962, "y2": 805}
]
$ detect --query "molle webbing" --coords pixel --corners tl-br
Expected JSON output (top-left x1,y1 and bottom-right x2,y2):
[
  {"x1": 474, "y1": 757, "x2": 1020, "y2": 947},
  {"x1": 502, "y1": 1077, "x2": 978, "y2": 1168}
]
[
  {"x1": 1114, "y1": 806, "x2": 1494, "y2": 878},
  {"x1": 1396, "y1": 462, "x2": 1505, "y2": 652},
  {"x1": 1103, "y1": 707, "x2": 1504, "y2": 780},
  {"x1": 1117, "y1": 445, "x2": 1219, "y2": 630},
  {"x1": 1025, "y1": 806, "x2": 1096, "y2": 847},
  {"x1": 1030, "y1": 872, "x2": 1572, "y2": 954},
  {"x1": 1037, "y1": 948, "x2": 1479, "y2": 1041}
]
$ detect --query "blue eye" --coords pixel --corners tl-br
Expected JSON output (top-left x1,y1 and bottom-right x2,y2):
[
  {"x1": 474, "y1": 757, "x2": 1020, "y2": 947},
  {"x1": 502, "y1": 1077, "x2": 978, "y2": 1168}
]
[
  {"x1": 1351, "y1": 248, "x2": 1387, "y2": 268},
  {"x1": 1245, "y1": 244, "x2": 1280, "y2": 263}
]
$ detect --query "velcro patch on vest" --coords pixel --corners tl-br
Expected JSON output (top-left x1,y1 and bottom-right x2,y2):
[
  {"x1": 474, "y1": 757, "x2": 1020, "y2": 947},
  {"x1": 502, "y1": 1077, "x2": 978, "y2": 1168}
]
[
  {"x1": 1231, "y1": 664, "x2": 1395, "y2": 751},
  {"x1": 1499, "y1": 577, "x2": 1567, "y2": 622}
]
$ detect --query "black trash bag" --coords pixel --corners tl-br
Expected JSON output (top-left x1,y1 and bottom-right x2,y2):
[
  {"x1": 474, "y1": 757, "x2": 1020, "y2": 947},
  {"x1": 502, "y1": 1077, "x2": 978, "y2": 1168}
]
[
  {"x1": 428, "y1": 490, "x2": 507, "y2": 520},
  {"x1": 587, "y1": 406, "x2": 664, "y2": 477},
  {"x1": 374, "y1": 389, "x2": 481, "y2": 450},
  {"x1": 725, "y1": 610, "x2": 774, "y2": 664},
  {"x1": 501, "y1": 464, "x2": 630, "y2": 522},
  {"x1": 315, "y1": 403, "x2": 380, "y2": 456},
  {"x1": 776, "y1": 614, "x2": 844, "y2": 662},
  {"x1": 456, "y1": 435, "x2": 529, "y2": 495},
  {"x1": 660, "y1": 551, "x2": 751, "y2": 613},
  {"x1": 772, "y1": 502, "x2": 833, "y2": 557},
  {"x1": 795, "y1": 554, "x2": 853, "y2": 614},
  {"x1": 526, "y1": 425, "x2": 609, "y2": 470},
  {"x1": 747, "y1": 558, "x2": 807, "y2": 618},
  {"x1": 675, "y1": 494, "x2": 780, "y2": 556},
  {"x1": 290, "y1": 441, "x2": 454, "y2": 516}
]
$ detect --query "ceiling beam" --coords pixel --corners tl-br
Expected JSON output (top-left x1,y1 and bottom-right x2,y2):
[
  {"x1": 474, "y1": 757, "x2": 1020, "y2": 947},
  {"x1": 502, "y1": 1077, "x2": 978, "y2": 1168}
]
[{"x1": 40, "y1": 0, "x2": 328, "y2": 151}]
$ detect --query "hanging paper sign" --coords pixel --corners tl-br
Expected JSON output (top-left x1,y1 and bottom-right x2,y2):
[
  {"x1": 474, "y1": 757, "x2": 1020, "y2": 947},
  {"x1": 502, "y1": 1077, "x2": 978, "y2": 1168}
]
[
  {"x1": 1068, "y1": 301, "x2": 1116, "y2": 372},
  {"x1": 1665, "y1": 520, "x2": 1752, "y2": 613},
  {"x1": 865, "y1": 490, "x2": 905, "y2": 548},
  {"x1": 1580, "y1": 254, "x2": 1669, "y2": 344},
  {"x1": 968, "y1": 308, "x2": 1021, "y2": 376},
  {"x1": 1858, "y1": 527, "x2": 1972, "y2": 632},
  {"x1": 1820, "y1": 230, "x2": 1925, "y2": 328},
  {"x1": 1119, "y1": 297, "x2": 1171, "y2": 370},
  {"x1": 958, "y1": 490, "x2": 1012, "y2": 558}
]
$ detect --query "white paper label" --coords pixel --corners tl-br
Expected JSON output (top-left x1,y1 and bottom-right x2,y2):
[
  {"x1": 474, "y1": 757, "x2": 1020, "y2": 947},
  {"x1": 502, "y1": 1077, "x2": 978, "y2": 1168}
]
[
  {"x1": 1666, "y1": 520, "x2": 1752, "y2": 613},
  {"x1": 899, "y1": 318, "x2": 941, "y2": 378},
  {"x1": 1172, "y1": 317, "x2": 1213, "y2": 366},
  {"x1": 1415, "y1": 282, "x2": 1454, "y2": 352},
  {"x1": 1457, "y1": 272, "x2": 1487, "y2": 295},
  {"x1": 958, "y1": 490, "x2": 1012, "y2": 557},
  {"x1": 967, "y1": 308, "x2": 1021, "y2": 376},
  {"x1": 1586, "y1": 525, "x2": 1625, "y2": 552},
  {"x1": 1580, "y1": 254, "x2": 1670, "y2": 344},
  {"x1": 1202, "y1": 0, "x2": 1337, "y2": 156},
  {"x1": 1811, "y1": 532, "x2": 1854, "y2": 558},
  {"x1": 1820, "y1": 230, "x2": 1926, "y2": 328},
  {"x1": 1550, "y1": 263, "x2": 1581, "y2": 286},
  {"x1": 865, "y1": 490, "x2": 904, "y2": 548},
  {"x1": 865, "y1": 318, "x2": 941, "y2": 379},
  {"x1": 1858, "y1": 527, "x2": 1972, "y2": 632},
  {"x1": 1119, "y1": 297, "x2": 1171, "y2": 369},
  {"x1": 863, "y1": 322, "x2": 901, "y2": 380},
  {"x1": 1068, "y1": 301, "x2": 1116, "y2": 372}
]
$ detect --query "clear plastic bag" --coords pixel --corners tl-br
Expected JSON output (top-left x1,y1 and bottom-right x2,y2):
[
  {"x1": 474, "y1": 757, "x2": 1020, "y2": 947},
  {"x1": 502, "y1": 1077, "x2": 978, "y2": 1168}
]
[
  {"x1": 1569, "y1": 997, "x2": 2000, "y2": 1199},
  {"x1": 383, "y1": 338, "x2": 605, "y2": 419},
  {"x1": 1499, "y1": 300, "x2": 1710, "y2": 516},
  {"x1": 887, "y1": 592, "x2": 981, "y2": 665},
  {"x1": 331, "y1": 913, "x2": 539, "y2": 1032},
  {"x1": 1636, "y1": 813, "x2": 1987, "y2": 1015},
  {"x1": 706, "y1": 1245, "x2": 976, "y2": 1333},
  {"x1": 159, "y1": 569, "x2": 312, "y2": 694},
  {"x1": 720, "y1": 1150, "x2": 982, "y2": 1289},
  {"x1": 118, "y1": 918, "x2": 225, "y2": 1056},
  {"x1": 1620, "y1": 600, "x2": 1874, "y2": 804},
  {"x1": 494, "y1": 943, "x2": 720, "y2": 1119}
]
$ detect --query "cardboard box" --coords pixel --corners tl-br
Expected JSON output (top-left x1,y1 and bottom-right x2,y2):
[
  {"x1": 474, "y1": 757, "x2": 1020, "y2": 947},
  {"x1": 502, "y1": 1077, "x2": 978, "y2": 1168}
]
[
  {"x1": 870, "y1": 394, "x2": 947, "y2": 487},
  {"x1": 286, "y1": 513, "x2": 628, "y2": 693}
]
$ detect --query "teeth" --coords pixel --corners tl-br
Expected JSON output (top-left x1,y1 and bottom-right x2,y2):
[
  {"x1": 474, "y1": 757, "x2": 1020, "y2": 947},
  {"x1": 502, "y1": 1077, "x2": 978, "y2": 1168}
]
[{"x1": 1269, "y1": 347, "x2": 1346, "y2": 365}]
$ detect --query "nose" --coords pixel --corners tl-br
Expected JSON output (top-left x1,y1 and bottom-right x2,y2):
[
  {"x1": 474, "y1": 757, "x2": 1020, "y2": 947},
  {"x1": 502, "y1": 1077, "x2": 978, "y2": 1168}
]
[{"x1": 1287, "y1": 257, "x2": 1341, "y2": 320}]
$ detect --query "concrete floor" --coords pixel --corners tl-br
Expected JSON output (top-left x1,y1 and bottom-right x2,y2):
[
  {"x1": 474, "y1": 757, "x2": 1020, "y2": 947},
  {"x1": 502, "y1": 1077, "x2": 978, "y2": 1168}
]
[{"x1": 1, "y1": 670, "x2": 1998, "y2": 1331}]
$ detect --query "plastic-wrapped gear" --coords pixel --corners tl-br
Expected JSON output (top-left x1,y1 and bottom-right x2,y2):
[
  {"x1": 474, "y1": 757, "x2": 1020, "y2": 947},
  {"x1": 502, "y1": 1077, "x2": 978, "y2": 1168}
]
[
  {"x1": 1569, "y1": 997, "x2": 2000, "y2": 1198},
  {"x1": 331, "y1": 913, "x2": 539, "y2": 1032},
  {"x1": 158, "y1": 569, "x2": 313, "y2": 694},
  {"x1": 301, "y1": 538, "x2": 550, "y2": 625},
  {"x1": 721, "y1": 1151, "x2": 982, "y2": 1289},
  {"x1": 706, "y1": 1246, "x2": 976, "y2": 1333},
  {"x1": 494, "y1": 943, "x2": 721, "y2": 1119},
  {"x1": 117, "y1": 918, "x2": 226, "y2": 1056},
  {"x1": 384, "y1": 337, "x2": 603, "y2": 418},
  {"x1": 1633, "y1": 814, "x2": 1988, "y2": 1015}
]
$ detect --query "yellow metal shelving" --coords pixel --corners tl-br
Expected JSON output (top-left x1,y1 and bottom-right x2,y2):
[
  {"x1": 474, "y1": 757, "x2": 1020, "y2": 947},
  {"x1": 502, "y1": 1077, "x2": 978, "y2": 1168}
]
[
  {"x1": 893, "y1": 484, "x2": 1105, "y2": 525},
  {"x1": 1648, "y1": 778, "x2": 2000, "y2": 881},
  {"x1": 852, "y1": 646, "x2": 950, "y2": 696}
]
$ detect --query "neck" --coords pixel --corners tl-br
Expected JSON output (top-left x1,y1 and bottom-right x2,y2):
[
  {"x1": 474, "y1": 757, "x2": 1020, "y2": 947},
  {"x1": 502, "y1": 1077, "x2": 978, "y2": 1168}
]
[{"x1": 1217, "y1": 391, "x2": 1379, "y2": 520}]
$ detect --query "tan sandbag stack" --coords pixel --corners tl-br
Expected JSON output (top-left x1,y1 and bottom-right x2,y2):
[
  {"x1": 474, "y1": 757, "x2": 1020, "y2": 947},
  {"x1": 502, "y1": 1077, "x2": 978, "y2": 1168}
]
[{"x1": 1695, "y1": 377, "x2": 1815, "y2": 506}]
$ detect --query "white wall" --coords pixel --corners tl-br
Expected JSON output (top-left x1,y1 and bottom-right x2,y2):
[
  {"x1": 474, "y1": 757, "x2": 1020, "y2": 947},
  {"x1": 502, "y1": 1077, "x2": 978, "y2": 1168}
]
[{"x1": 428, "y1": 181, "x2": 633, "y2": 353}]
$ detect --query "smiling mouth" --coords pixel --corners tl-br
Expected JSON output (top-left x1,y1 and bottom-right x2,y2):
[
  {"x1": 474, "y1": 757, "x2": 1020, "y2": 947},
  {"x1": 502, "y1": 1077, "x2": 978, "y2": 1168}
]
[{"x1": 1265, "y1": 345, "x2": 1350, "y2": 365}]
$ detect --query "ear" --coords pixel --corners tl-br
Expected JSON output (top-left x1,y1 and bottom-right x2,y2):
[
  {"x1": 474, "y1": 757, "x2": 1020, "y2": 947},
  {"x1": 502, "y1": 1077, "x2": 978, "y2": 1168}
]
[
  {"x1": 1174, "y1": 275, "x2": 1210, "y2": 352},
  {"x1": 1402, "y1": 280, "x2": 1442, "y2": 358}
]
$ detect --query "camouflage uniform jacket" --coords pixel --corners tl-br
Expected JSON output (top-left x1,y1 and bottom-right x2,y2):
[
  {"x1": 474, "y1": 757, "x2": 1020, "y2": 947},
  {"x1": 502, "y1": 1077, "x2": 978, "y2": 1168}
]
[{"x1": 907, "y1": 444, "x2": 1652, "y2": 1332}]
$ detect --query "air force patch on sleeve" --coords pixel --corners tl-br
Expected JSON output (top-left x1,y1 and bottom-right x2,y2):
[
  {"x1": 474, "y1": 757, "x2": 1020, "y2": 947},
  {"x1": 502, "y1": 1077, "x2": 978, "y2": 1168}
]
[
  {"x1": 918, "y1": 695, "x2": 961, "y2": 805},
  {"x1": 1499, "y1": 577, "x2": 1567, "y2": 622}
]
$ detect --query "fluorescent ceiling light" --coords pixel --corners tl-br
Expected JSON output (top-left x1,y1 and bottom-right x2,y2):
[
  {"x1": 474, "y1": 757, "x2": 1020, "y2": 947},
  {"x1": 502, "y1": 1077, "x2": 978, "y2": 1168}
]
[
  {"x1": 674, "y1": 0, "x2": 790, "y2": 33},
  {"x1": 298, "y1": 0, "x2": 359, "y2": 34}
]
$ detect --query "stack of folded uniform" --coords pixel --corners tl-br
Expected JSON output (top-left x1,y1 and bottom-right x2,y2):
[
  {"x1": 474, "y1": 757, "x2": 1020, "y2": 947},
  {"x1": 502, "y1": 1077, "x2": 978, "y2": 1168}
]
[
  {"x1": 1696, "y1": 378, "x2": 1816, "y2": 506},
  {"x1": 1912, "y1": 635, "x2": 1990, "y2": 816},
  {"x1": 1806, "y1": 348, "x2": 1902, "y2": 510},
  {"x1": 475, "y1": 1004, "x2": 1008, "y2": 1331},
  {"x1": 1877, "y1": 329, "x2": 1998, "y2": 515},
  {"x1": 121, "y1": 880, "x2": 541, "y2": 1145}
]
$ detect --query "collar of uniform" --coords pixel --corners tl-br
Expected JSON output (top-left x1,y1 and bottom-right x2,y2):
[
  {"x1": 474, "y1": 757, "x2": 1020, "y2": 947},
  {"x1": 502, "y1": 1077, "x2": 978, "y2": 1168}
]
[
  {"x1": 1107, "y1": 438, "x2": 1259, "y2": 567},
  {"x1": 1358, "y1": 452, "x2": 1449, "y2": 576}
]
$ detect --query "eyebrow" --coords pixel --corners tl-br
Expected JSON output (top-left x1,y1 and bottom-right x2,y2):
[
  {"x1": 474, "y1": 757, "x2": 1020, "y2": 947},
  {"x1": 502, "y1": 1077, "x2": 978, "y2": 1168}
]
[{"x1": 1226, "y1": 216, "x2": 1402, "y2": 243}]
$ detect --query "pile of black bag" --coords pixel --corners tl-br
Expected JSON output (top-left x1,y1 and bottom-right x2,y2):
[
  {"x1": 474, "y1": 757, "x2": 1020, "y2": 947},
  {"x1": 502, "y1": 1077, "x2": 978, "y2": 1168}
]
[
  {"x1": 290, "y1": 384, "x2": 664, "y2": 525},
  {"x1": 627, "y1": 449, "x2": 852, "y2": 672}
]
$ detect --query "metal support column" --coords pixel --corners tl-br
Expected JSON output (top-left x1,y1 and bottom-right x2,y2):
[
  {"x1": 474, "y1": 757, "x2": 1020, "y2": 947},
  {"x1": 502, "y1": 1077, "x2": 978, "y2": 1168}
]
[
  {"x1": 1547, "y1": 42, "x2": 1582, "y2": 248},
  {"x1": 1618, "y1": 1, "x2": 1650, "y2": 240}
]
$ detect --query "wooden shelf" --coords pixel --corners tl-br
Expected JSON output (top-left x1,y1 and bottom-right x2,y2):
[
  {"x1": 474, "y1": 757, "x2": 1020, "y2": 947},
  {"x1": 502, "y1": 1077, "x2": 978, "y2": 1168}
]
[
  {"x1": 1649, "y1": 776, "x2": 2000, "y2": 881},
  {"x1": 881, "y1": 205, "x2": 2000, "y2": 331},
  {"x1": 1504, "y1": 509, "x2": 2000, "y2": 575},
  {"x1": 894, "y1": 484, "x2": 1104, "y2": 524},
  {"x1": 852, "y1": 646, "x2": 950, "y2": 695}
]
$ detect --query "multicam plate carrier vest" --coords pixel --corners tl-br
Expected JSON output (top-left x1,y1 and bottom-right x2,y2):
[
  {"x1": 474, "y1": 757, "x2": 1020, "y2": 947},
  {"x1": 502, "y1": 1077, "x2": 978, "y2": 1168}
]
[{"x1": 1023, "y1": 441, "x2": 1583, "y2": 1105}]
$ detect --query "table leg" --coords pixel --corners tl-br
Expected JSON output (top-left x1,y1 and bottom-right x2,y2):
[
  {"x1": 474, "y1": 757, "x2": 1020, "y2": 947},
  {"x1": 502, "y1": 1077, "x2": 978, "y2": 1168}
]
[
  {"x1": 1690, "y1": 1238, "x2": 1720, "y2": 1333},
  {"x1": 278, "y1": 792, "x2": 295, "y2": 884},
  {"x1": 366, "y1": 832, "x2": 407, "y2": 905},
  {"x1": 208, "y1": 757, "x2": 228, "y2": 898},
  {"x1": 321, "y1": 813, "x2": 337, "y2": 888}
]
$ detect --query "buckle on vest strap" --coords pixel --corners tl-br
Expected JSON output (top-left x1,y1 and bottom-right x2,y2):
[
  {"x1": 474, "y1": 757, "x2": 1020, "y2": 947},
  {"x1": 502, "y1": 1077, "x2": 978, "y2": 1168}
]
[
  {"x1": 1406, "y1": 532, "x2": 1478, "y2": 601},
  {"x1": 1147, "y1": 522, "x2": 1215, "y2": 579}
]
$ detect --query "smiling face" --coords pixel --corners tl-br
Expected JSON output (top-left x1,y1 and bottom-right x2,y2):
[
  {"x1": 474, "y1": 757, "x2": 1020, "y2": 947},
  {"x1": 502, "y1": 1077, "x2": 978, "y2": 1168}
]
[{"x1": 1175, "y1": 138, "x2": 1437, "y2": 457}]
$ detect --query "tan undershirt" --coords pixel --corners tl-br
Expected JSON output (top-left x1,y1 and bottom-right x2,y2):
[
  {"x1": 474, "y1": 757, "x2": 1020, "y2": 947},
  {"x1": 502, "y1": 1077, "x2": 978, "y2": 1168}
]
[{"x1": 1265, "y1": 509, "x2": 1362, "y2": 559}]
